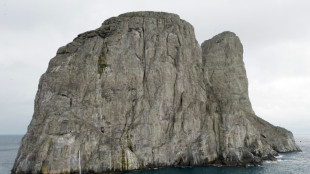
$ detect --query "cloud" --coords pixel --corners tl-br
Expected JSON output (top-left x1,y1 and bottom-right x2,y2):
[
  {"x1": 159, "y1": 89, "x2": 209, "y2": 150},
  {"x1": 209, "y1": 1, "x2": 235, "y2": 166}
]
[{"x1": 250, "y1": 77, "x2": 310, "y2": 133}]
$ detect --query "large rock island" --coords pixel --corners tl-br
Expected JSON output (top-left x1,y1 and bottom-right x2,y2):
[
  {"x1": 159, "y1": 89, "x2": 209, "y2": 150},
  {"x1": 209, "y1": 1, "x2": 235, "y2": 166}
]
[{"x1": 12, "y1": 11, "x2": 300, "y2": 174}]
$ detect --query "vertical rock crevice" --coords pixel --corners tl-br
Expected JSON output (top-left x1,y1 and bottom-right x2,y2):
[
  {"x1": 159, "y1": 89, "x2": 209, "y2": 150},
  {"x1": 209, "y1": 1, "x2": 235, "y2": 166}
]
[{"x1": 98, "y1": 41, "x2": 108, "y2": 77}]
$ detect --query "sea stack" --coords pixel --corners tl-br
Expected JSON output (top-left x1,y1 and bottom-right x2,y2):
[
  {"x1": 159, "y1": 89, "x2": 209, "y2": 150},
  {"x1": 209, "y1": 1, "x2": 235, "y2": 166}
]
[{"x1": 12, "y1": 11, "x2": 300, "y2": 174}]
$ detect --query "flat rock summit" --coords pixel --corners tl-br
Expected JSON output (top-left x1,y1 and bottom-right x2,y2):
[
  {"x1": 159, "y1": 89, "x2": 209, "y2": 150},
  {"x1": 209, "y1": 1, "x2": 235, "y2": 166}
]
[{"x1": 13, "y1": 11, "x2": 300, "y2": 174}]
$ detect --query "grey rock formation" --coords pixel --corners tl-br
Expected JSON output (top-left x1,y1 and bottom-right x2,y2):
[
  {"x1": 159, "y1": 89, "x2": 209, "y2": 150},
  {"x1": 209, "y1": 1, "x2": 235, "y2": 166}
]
[
  {"x1": 201, "y1": 31, "x2": 300, "y2": 165},
  {"x1": 12, "y1": 12, "x2": 300, "y2": 174}
]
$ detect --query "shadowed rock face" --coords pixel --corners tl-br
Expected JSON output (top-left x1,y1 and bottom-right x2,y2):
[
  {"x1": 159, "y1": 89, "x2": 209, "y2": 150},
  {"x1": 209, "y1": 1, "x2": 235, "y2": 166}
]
[{"x1": 12, "y1": 11, "x2": 300, "y2": 174}]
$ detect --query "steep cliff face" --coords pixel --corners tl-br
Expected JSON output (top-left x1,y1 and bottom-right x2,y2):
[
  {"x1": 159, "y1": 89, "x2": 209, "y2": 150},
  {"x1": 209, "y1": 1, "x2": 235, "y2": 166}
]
[
  {"x1": 12, "y1": 12, "x2": 300, "y2": 174},
  {"x1": 201, "y1": 31, "x2": 300, "y2": 165}
]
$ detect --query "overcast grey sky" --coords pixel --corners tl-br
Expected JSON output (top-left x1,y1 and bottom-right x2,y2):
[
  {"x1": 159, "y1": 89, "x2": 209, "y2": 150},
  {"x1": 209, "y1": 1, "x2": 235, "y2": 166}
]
[{"x1": 1, "y1": 0, "x2": 309, "y2": 135}]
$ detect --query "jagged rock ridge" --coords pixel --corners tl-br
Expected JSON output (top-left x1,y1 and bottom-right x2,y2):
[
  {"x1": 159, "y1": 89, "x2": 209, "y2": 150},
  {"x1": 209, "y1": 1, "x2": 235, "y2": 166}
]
[{"x1": 12, "y1": 11, "x2": 300, "y2": 174}]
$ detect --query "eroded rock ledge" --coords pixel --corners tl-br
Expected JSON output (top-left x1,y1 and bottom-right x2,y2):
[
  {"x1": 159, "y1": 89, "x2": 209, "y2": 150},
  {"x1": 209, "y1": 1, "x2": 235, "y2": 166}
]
[{"x1": 12, "y1": 11, "x2": 300, "y2": 174}]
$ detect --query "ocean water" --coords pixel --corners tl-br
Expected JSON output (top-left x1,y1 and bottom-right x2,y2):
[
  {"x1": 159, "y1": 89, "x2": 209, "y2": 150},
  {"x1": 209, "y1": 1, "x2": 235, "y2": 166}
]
[
  {"x1": 0, "y1": 135, "x2": 22, "y2": 174},
  {"x1": 1, "y1": 134, "x2": 309, "y2": 174}
]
